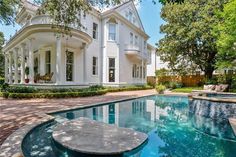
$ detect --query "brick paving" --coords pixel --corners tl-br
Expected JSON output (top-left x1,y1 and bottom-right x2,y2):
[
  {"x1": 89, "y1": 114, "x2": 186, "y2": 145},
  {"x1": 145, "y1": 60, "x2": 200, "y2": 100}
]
[{"x1": 0, "y1": 89, "x2": 156, "y2": 146}]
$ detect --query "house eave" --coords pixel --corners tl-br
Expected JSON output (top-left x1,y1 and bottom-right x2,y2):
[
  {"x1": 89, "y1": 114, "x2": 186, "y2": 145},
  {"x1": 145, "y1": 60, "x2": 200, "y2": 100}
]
[{"x1": 3, "y1": 24, "x2": 92, "y2": 52}]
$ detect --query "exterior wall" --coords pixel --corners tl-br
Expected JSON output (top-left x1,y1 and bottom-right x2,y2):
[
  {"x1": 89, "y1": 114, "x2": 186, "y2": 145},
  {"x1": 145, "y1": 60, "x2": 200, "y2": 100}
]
[{"x1": 4, "y1": 1, "x2": 151, "y2": 86}]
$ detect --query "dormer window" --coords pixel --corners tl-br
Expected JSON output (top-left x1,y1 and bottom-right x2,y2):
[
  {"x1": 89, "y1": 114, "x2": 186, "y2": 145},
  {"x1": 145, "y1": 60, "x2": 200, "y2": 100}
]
[
  {"x1": 108, "y1": 23, "x2": 116, "y2": 41},
  {"x1": 129, "y1": 11, "x2": 133, "y2": 22}
]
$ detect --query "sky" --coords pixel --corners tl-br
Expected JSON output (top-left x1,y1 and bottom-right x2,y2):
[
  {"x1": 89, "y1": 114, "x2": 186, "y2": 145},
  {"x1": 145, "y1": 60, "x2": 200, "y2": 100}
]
[{"x1": 0, "y1": 1, "x2": 165, "y2": 46}]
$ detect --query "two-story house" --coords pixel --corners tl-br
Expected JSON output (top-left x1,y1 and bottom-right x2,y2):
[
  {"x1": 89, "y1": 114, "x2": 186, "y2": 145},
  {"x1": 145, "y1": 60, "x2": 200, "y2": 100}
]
[{"x1": 3, "y1": 0, "x2": 155, "y2": 87}]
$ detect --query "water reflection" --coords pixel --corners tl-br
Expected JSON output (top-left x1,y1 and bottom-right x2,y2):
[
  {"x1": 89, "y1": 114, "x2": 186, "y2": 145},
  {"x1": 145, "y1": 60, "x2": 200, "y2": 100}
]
[{"x1": 23, "y1": 96, "x2": 236, "y2": 157}]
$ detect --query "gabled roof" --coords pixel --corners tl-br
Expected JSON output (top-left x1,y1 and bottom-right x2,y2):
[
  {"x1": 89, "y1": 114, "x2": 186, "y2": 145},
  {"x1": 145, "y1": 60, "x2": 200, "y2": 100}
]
[{"x1": 101, "y1": 1, "x2": 145, "y2": 32}]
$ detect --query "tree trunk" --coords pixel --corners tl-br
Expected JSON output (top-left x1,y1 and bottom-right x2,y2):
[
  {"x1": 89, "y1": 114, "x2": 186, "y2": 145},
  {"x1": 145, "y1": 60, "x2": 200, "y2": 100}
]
[{"x1": 204, "y1": 67, "x2": 214, "y2": 80}]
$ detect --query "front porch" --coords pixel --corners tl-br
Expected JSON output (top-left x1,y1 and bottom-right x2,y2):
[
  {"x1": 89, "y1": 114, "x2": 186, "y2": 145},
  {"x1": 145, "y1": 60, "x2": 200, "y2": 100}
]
[{"x1": 3, "y1": 22, "x2": 92, "y2": 86}]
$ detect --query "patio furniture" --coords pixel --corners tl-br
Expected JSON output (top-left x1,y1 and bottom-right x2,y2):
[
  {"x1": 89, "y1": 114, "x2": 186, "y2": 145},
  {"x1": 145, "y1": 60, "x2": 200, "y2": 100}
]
[{"x1": 38, "y1": 72, "x2": 54, "y2": 83}]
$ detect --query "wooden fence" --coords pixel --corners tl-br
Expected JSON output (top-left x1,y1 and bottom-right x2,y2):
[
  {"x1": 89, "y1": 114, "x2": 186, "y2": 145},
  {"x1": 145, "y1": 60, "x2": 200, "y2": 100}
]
[{"x1": 157, "y1": 75, "x2": 205, "y2": 87}]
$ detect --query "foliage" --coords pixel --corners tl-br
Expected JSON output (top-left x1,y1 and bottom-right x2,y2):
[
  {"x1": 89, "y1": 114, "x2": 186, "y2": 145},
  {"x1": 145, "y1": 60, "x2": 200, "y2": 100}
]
[
  {"x1": 0, "y1": 32, "x2": 4, "y2": 78},
  {"x1": 155, "y1": 84, "x2": 166, "y2": 94},
  {"x1": 0, "y1": 77, "x2": 4, "y2": 85},
  {"x1": 156, "y1": 68, "x2": 169, "y2": 77},
  {"x1": 158, "y1": 0, "x2": 227, "y2": 79},
  {"x1": 1, "y1": 85, "x2": 153, "y2": 98},
  {"x1": 0, "y1": 0, "x2": 18, "y2": 25},
  {"x1": 172, "y1": 87, "x2": 203, "y2": 93},
  {"x1": 25, "y1": 67, "x2": 29, "y2": 76},
  {"x1": 215, "y1": 0, "x2": 236, "y2": 69}
]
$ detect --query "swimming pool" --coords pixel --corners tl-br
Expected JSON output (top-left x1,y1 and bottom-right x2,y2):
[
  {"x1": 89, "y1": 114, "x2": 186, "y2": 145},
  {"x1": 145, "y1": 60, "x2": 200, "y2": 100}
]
[{"x1": 22, "y1": 95, "x2": 236, "y2": 157}]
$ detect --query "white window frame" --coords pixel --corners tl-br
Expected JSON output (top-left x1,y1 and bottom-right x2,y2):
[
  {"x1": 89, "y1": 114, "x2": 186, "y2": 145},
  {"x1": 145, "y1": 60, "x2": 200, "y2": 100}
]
[
  {"x1": 93, "y1": 22, "x2": 98, "y2": 39},
  {"x1": 45, "y1": 50, "x2": 51, "y2": 74},
  {"x1": 135, "y1": 35, "x2": 138, "y2": 46},
  {"x1": 108, "y1": 23, "x2": 116, "y2": 41},
  {"x1": 92, "y1": 56, "x2": 98, "y2": 76},
  {"x1": 66, "y1": 51, "x2": 74, "y2": 82},
  {"x1": 130, "y1": 32, "x2": 133, "y2": 45}
]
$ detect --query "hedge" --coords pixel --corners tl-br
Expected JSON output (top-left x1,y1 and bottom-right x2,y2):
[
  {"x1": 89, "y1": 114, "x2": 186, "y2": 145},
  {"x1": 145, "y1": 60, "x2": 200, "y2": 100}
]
[
  {"x1": 0, "y1": 78, "x2": 4, "y2": 85},
  {"x1": 4, "y1": 89, "x2": 108, "y2": 99},
  {"x1": 1, "y1": 85, "x2": 153, "y2": 99}
]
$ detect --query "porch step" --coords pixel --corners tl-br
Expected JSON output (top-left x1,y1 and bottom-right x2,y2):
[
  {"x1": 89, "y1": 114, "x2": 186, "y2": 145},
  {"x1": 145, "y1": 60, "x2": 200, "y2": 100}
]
[{"x1": 229, "y1": 118, "x2": 236, "y2": 136}]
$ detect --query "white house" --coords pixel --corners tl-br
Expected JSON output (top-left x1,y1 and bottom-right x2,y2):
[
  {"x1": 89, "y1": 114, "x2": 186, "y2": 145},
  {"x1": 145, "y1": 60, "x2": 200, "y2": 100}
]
[{"x1": 3, "y1": 0, "x2": 153, "y2": 87}]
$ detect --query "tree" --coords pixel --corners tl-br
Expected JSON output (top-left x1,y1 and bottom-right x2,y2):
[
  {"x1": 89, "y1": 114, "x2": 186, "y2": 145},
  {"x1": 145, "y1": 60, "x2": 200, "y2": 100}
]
[
  {"x1": 0, "y1": 32, "x2": 4, "y2": 78},
  {"x1": 216, "y1": 0, "x2": 236, "y2": 69},
  {"x1": 157, "y1": 0, "x2": 226, "y2": 79},
  {"x1": 0, "y1": 0, "x2": 19, "y2": 25}
]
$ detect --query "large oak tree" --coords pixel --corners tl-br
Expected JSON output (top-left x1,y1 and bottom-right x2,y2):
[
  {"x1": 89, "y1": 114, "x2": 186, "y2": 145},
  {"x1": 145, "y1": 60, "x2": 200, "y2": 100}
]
[
  {"x1": 157, "y1": 0, "x2": 226, "y2": 79},
  {"x1": 216, "y1": 0, "x2": 236, "y2": 69}
]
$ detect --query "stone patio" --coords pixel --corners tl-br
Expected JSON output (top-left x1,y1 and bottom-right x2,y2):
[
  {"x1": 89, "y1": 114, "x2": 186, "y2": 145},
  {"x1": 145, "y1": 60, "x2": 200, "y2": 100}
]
[{"x1": 0, "y1": 89, "x2": 157, "y2": 146}]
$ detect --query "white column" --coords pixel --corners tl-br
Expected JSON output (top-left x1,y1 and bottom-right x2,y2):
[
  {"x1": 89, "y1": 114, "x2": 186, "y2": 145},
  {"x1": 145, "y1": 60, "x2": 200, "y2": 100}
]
[
  {"x1": 4, "y1": 54, "x2": 9, "y2": 83},
  {"x1": 20, "y1": 44, "x2": 25, "y2": 84},
  {"x1": 56, "y1": 35, "x2": 62, "y2": 85},
  {"x1": 82, "y1": 43, "x2": 87, "y2": 84},
  {"x1": 14, "y1": 48, "x2": 19, "y2": 84},
  {"x1": 28, "y1": 39, "x2": 34, "y2": 84},
  {"x1": 9, "y1": 52, "x2": 13, "y2": 84},
  {"x1": 142, "y1": 59, "x2": 144, "y2": 84}
]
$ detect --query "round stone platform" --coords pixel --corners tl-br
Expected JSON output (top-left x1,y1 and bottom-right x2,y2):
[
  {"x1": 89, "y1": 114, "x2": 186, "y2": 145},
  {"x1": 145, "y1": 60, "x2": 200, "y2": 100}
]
[{"x1": 52, "y1": 118, "x2": 148, "y2": 155}]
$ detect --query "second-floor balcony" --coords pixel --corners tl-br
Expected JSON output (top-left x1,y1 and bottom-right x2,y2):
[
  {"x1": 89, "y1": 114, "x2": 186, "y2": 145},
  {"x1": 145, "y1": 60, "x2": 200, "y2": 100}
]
[
  {"x1": 124, "y1": 44, "x2": 140, "y2": 55},
  {"x1": 125, "y1": 44, "x2": 150, "y2": 62}
]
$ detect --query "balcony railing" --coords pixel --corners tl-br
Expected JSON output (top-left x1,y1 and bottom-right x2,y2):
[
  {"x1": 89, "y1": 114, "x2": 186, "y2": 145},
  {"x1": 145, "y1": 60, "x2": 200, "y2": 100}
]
[{"x1": 125, "y1": 44, "x2": 150, "y2": 62}]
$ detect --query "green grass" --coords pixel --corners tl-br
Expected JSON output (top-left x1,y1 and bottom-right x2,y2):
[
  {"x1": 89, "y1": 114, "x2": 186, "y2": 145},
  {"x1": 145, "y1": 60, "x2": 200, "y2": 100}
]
[{"x1": 172, "y1": 87, "x2": 203, "y2": 93}]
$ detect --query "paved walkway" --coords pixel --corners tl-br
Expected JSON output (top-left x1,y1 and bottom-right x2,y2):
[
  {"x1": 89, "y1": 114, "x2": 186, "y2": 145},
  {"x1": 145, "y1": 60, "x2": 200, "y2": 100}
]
[{"x1": 0, "y1": 89, "x2": 157, "y2": 145}]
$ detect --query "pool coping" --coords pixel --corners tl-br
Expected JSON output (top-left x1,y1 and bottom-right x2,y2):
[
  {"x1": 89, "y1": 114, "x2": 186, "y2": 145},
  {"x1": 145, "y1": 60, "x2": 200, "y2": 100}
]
[
  {"x1": 189, "y1": 91, "x2": 236, "y2": 103},
  {"x1": 0, "y1": 93, "x2": 188, "y2": 157}
]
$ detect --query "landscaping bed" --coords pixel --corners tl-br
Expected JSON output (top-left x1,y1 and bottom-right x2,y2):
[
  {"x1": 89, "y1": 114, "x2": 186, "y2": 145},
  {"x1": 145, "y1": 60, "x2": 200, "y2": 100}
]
[{"x1": 0, "y1": 85, "x2": 153, "y2": 99}]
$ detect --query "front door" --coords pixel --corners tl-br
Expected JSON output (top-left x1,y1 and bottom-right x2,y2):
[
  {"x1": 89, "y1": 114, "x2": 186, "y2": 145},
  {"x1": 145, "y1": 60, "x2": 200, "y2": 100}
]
[{"x1": 108, "y1": 58, "x2": 115, "y2": 82}]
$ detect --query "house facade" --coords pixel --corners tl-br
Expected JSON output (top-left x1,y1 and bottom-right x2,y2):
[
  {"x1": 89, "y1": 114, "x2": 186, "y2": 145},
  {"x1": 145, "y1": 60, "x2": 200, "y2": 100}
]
[{"x1": 3, "y1": 1, "x2": 153, "y2": 87}]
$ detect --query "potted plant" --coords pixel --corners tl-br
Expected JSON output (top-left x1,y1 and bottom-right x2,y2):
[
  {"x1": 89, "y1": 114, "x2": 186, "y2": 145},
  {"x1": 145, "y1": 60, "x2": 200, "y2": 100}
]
[
  {"x1": 25, "y1": 66, "x2": 29, "y2": 83},
  {"x1": 155, "y1": 84, "x2": 166, "y2": 94}
]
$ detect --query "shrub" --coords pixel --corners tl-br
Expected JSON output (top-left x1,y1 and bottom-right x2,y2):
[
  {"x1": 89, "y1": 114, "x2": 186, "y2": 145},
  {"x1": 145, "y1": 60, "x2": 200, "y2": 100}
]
[
  {"x1": 6, "y1": 86, "x2": 37, "y2": 93},
  {"x1": 0, "y1": 78, "x2": 4, "y2": 85},
  {"x1": 204, "y1": 78, "x2": 218, "y2": 85},
  {"x1": 1, "y1": 83, "x2": 9, "y2": 92},
  {"x1": 2, "y1": 85, "x2": 153, "y2": 99},
  {"x1": 155, "y1": 84, "x2": 166, "y2": 94}
]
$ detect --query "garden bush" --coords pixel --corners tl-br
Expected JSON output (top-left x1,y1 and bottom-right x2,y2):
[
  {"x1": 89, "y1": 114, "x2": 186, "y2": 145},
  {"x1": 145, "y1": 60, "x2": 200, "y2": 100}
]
[
  {"x1": 6, "y1": 86, "x2": 37, "y2": 93},
  {"x1": 155, "y1": 84, "x2": 166, "y2": 94},
  {"x1": 0, "y1": 78, "x2": 4, "y2": 85},
  {"x1": 2, "y1": 85, "x2": 153, "y2": 99}
]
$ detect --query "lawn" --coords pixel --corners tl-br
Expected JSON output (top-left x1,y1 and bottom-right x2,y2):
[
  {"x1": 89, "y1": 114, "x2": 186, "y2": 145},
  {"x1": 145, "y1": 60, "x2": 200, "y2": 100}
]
[{"x1": 172, "y1": 87, "x2": 203, "y2": 93}]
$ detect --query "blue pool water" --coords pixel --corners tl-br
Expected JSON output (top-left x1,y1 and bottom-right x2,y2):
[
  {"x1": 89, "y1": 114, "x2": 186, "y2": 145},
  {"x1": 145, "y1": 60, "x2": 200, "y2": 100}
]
[{"x1": 22, "y1": 95, "x2": 236, "y2": 157}]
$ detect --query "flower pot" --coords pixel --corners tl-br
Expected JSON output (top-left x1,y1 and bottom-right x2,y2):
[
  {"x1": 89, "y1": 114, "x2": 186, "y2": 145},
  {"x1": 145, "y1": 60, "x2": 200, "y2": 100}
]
[{"x1": 25, "y1": 79, "x2": 29, "y2": 83}]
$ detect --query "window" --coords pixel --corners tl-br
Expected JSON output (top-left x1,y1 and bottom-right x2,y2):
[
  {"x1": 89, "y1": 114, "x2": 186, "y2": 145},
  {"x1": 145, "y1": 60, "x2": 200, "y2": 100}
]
[
  {"x1": 133, "y1": 17, "x2": 136, "y2": 24},
  {"x1": 136, "y1": 66, "x2": 139, "y2": 78},
  {"x1": 143, "y1": 66, "x2": 146, "y2": 78},
  {"x1": 132, "y1": 64, "x2": 136, "y2": 78},
  {"x1": 92, "y1": 56, "x2": 98, "y2": 75},
  {"x1": 135, "y1": 35, "x2": 138, "y2": 46},
  {"x1": 129, "y1": 11, "x2": 133, "y2": 22},
  {"x1": 93, "y1": 23, "x2": 98, "y2": 39},
  {"x1": 66, "y1": 51, "x2": 74, "y2": 81},
  {"x1": 140, "y1": 66, "x2": 142, "y2": 78},
  {"x1": 144, "y1": 41, "x2": 147, "y2": 50},
  {"x1": 108, "y1": 23, "x2": 116, "y2": 41},
  {"x1": 109, "y1": 58, "x2": 115, "y2": 82},
  {"x1": 130, "y1": 33, "x2": 133, "y2": 45},
  {"x1": 45, "y1": 51, "x2": 51, "y2": 74}
]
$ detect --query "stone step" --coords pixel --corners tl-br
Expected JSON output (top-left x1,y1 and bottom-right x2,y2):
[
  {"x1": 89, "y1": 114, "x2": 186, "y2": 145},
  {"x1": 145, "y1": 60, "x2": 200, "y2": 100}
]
[
  {"x1": 229, "y1": 118, "x2": 236, "y2": 136},
  {"x1": 52, "y1": 118, "x2": 148, "y2": 156}
]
